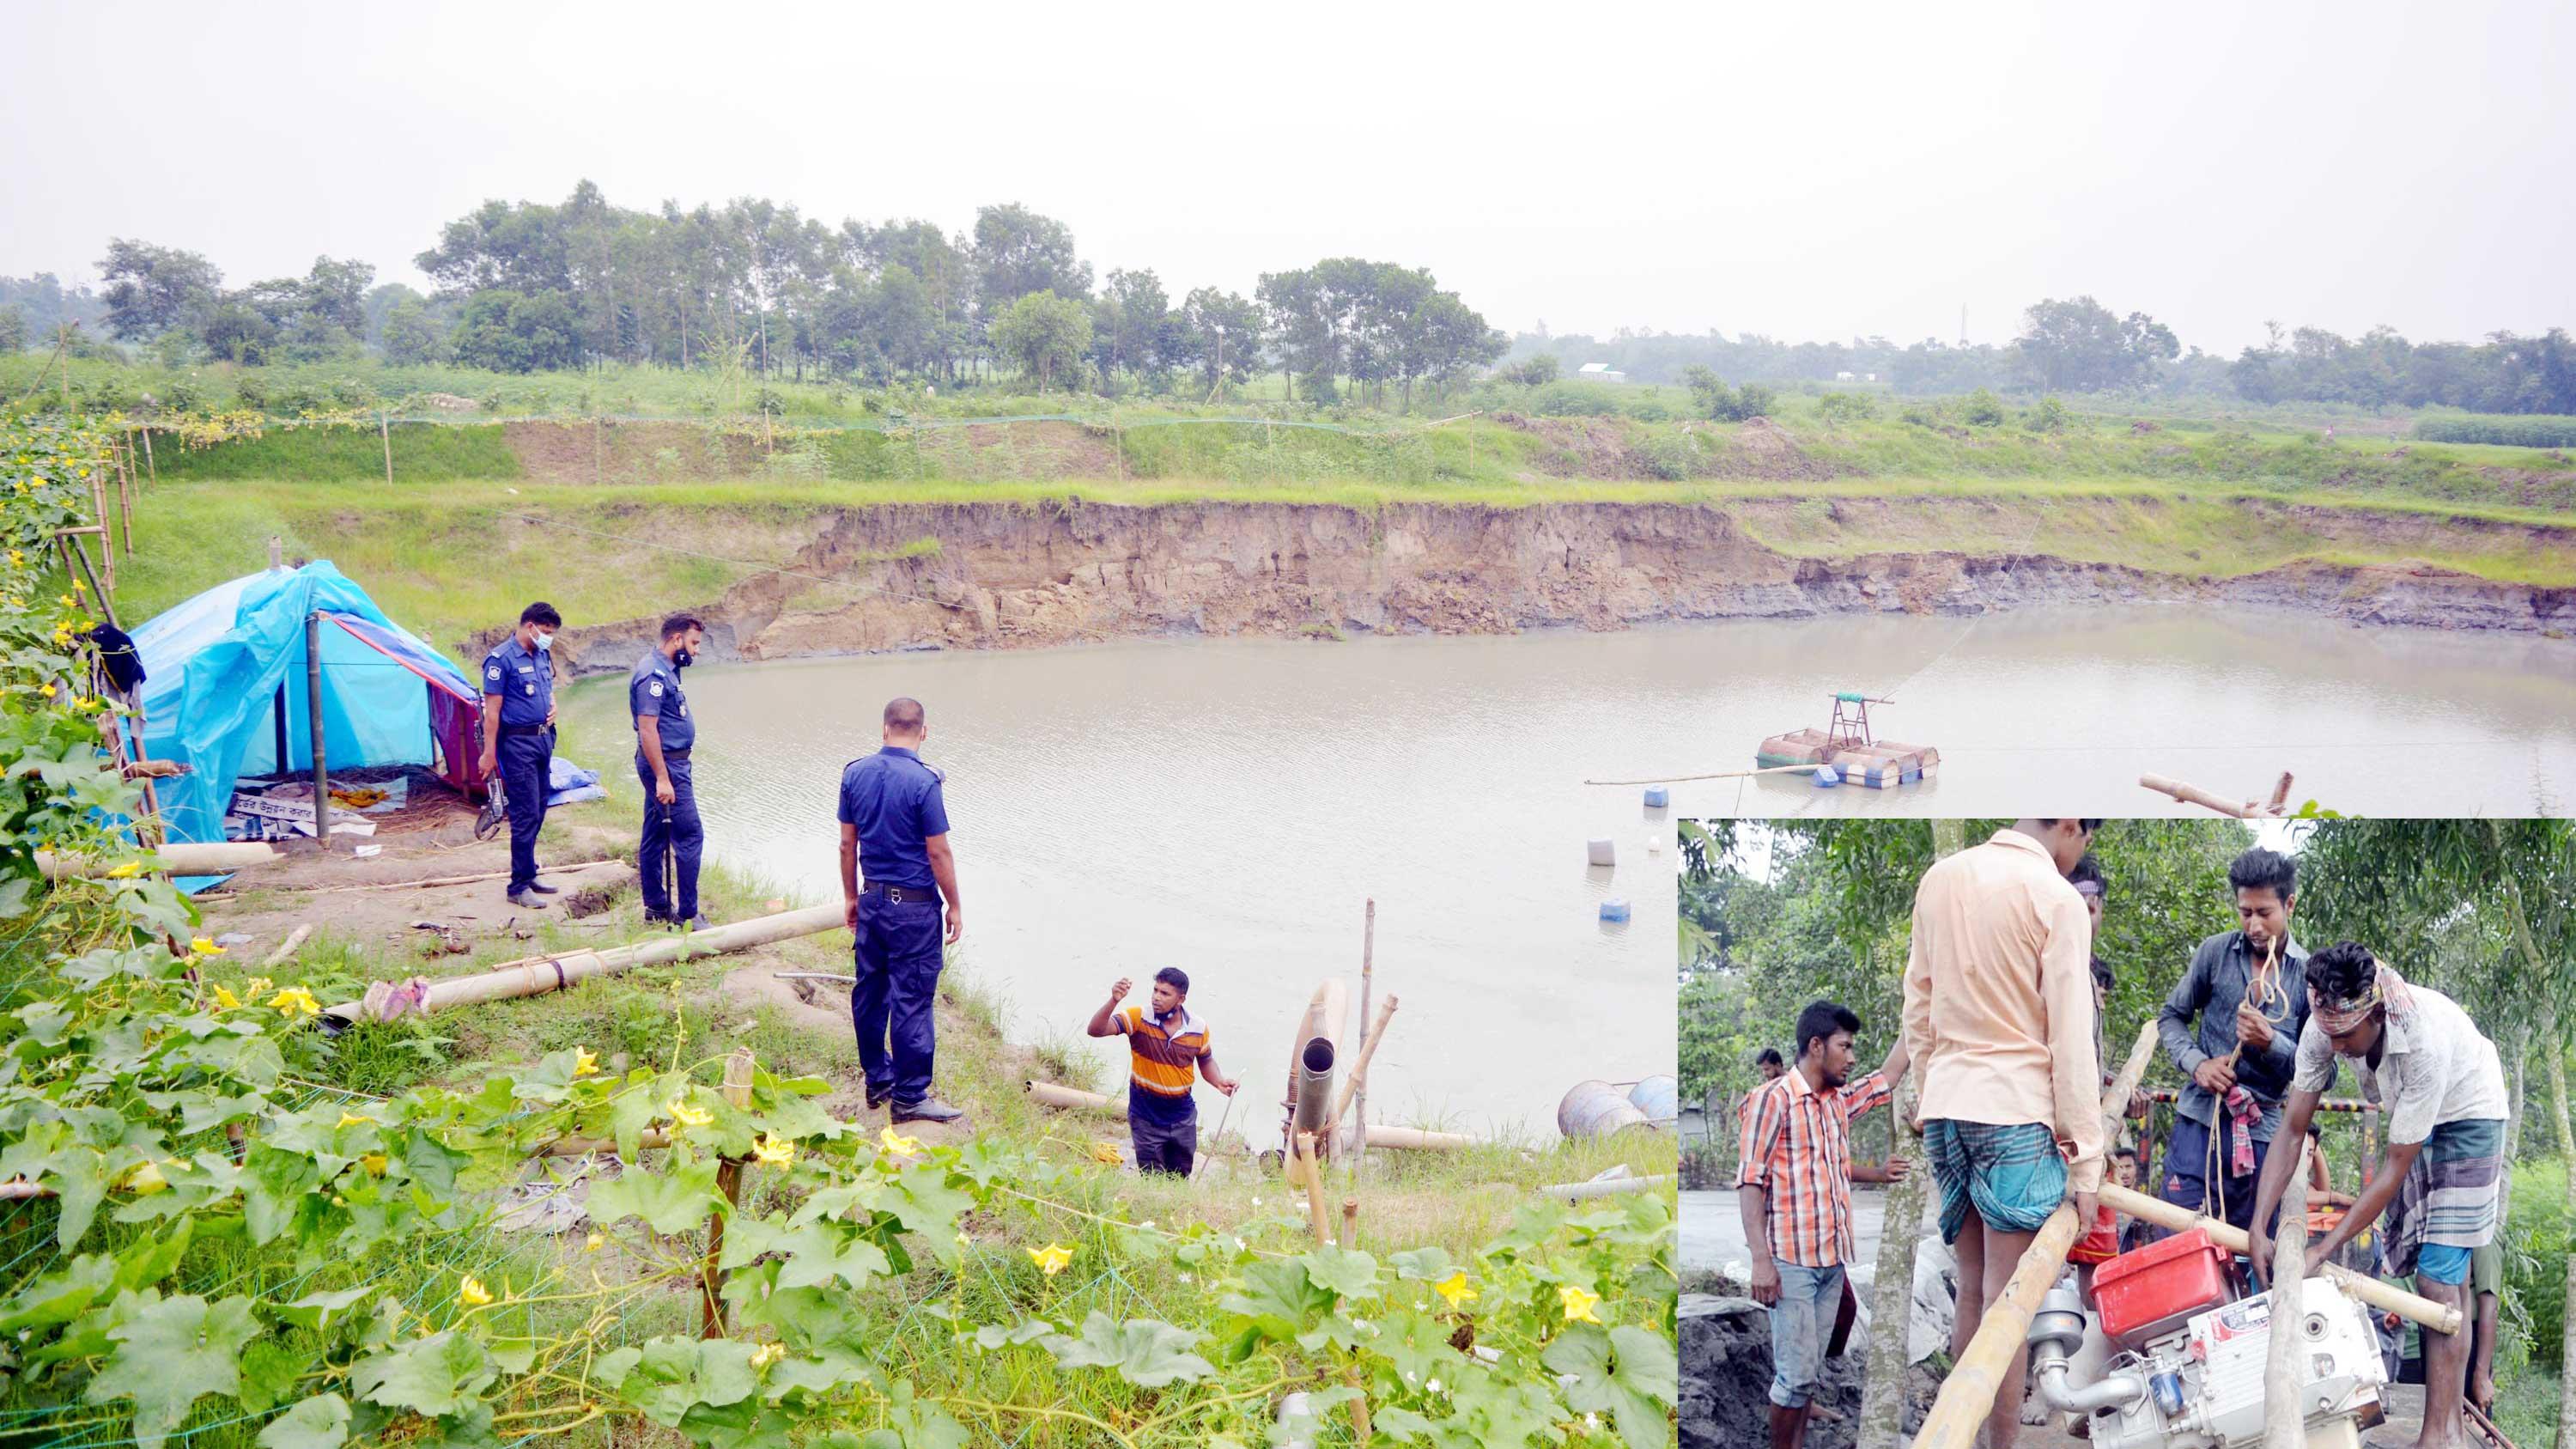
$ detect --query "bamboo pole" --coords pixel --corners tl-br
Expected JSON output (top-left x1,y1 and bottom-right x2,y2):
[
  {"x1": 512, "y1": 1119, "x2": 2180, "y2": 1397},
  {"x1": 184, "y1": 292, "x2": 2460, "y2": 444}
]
[
  {"x1": 138, "y1": 424, "x2": 155, "y2": 486},
  {"x1": 380, "y1": 411, "x2": 394, "y2": 486},
  {"x1": 1584, "y1": 764, "x2": 1821, "y2": 786},
  {"x1": 1296, "y1": 1133, "x2": 1332, "y2": 1246},
  {"x1": 2145, "y1": 1088, "x2": 2378, "y2": 1115},
  {"x1": 1352, "y1": 898, "x2": 1373, "y2": 1165},
  {"x1": 1912, "y1": 1203, "x2": 2086, "y2": 1449},
  {"x1": 2264, "y1": 1137, "x2": 2312, "y2": 1449},
  {"x1": 259, "y1": 925, "x2": 313, "y2": 971},
  {"x1": 1358, "y1": 1124, "x2": 1475, "y2": 1151},
  {"x1": 1327, "y1": 994, "x2": 1399, "y2": 1129},
  {"x1": 1337, "y1": 1198, "x2": 1358, "y2": 1250},
  {"x1": 322, "y1": 903, "x2": 843, "y2": 1022},
  {"x1": 702, "y1": 1047, "x2": 755, "y2": 1338},
  {"x1": 263, "y1": 861, "x2": 632, "y2": 895},
  {"x1": 38, "y1": 843, "x2": 280, "y2": 880},
  {"x1": 2099, "y1": 1182, "x2": 2459, "y2": 1334},
  {"x1": 2140, "y1": 772, "x2": 2287, "y2": 819}
]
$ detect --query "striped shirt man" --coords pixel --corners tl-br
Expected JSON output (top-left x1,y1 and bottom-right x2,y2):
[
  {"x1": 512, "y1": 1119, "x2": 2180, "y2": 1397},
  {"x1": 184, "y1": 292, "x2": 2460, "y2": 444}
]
[
  {"x1": 1124, "y1": 1003, "x2": 1212, "y2": 1099},
  {"x1": 1737, "y1": 1065, "x2": 1896, "y2": 1267}
]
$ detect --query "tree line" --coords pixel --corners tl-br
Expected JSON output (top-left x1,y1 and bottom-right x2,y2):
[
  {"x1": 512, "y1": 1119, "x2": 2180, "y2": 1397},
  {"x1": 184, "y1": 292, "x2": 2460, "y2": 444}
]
[{"x1": 23, "y1": 182, "x2": 1504, "y2": 405}]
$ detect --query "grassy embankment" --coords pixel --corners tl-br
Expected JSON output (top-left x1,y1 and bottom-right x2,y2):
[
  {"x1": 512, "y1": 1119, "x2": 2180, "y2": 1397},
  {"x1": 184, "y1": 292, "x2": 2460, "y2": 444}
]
[{"x1": 64, "y1": 405, "x2": 2576, "y2": 662}]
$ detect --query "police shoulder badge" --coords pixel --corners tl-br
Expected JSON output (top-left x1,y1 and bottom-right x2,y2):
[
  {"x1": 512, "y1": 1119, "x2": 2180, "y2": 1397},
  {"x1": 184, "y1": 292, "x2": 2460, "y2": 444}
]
[{"x1": 649, "y1": 680, "x2": 664, "y2": 697}]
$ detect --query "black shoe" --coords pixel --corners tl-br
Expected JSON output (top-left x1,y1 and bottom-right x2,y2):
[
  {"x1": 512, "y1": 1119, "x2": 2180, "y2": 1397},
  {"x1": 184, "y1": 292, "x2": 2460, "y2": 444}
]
[
  {"x1": 507, "y1": 889, "x2": 549, "y2": 910},
  {"x1": 866, "y1": 1085, "x2": 893, "y2": 1111},
  {"x1": 642, "y1": 910, "x2": 676, "y2": 928},
  {"x1": 526, "y1": 881, "x2": 561, "y2": 895},
  {"x1": 891, "y1": 1097, "x2": 965, "y2": 1124}
]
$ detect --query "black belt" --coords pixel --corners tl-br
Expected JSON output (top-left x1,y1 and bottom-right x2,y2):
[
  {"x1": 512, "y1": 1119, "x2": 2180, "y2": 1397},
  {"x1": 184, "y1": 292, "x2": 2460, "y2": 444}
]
[
  {"x1": 861, "y1": 881, "x2": 936, "y2": 904},
  {"x1": 660, "y1": 747, "x2": 690, "y2": 760},
  {"x1": 498, "y1": 724, "x2": 552, "y2": 739}
]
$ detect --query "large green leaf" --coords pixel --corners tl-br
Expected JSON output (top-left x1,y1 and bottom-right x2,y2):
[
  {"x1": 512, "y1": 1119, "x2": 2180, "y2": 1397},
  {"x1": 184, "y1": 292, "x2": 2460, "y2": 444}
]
[
  {"x1": 1044, "y1": 1312, "x2": 1215, "y2": 1388},
  {"x1": 1297, "y1": 1245, "x2": 1382, "y2": 1300},
  {"x1": 349, "y1": 1330, "x2": 495, "y2": 1417},
  {"x1": 256, "y1": 1394, "x2": 351, "y2": 1449},
  {"x1": 601, "y1": 1336, "x2": 762, "y2": 1427},
  {"x1": 1218, "y1": 1257, "x2": 1334, "y2": 1341},
  {"x1": 1542, "y1": 1323, "x2": 1678, "y2": 1449},
  {"x1": 587, "y1": 1155, "x2": 723, "y2": 1233},
  {"x1": 83, "y1": 1292, "x2": 262, "y2": 1449}
]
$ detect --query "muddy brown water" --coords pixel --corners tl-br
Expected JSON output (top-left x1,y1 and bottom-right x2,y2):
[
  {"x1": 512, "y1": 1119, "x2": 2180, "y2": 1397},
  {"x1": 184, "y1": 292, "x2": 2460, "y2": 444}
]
[
  {"x1": 567, "y1": 632, "x2": 1682, "y2": 1138},
  {"x1": 558, "y1": 610, "x2": 2569, "y2": 1131}
]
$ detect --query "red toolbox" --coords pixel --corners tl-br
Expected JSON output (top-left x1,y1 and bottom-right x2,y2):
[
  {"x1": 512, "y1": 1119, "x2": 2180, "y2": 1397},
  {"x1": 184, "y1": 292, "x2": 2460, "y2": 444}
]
[{"x1": 2093, "y1": 1227, "x2": 2233, "y2": 1349}]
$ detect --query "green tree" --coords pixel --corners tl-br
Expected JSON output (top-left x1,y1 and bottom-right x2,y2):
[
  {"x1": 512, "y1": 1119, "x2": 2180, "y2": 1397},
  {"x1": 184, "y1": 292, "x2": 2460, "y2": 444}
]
[
  {"x1": 0, "y1": 305, "x2": 24, "y2": 354},
  {"x1": 380, "y1": 295, "x2": 442, "y2": 367},
  {"x1": 447, "y1": 289, "x2": 580, "y2": 373},
  {"x1": 96, "y1": 238, "x2": 222, "y2": 341},
  {"x1": 989, "y1": 289, "x2": 1093, "y2": 391},
  {"x1": 972, "y1": 203, "x2": 1091, "y2": 319},
  {"x1": 1176, "y1": 287, "x2": 1262, "y2": 396},
  {"x1": 2015, "y1": 295, "x2": 2180, "y2": 392}
]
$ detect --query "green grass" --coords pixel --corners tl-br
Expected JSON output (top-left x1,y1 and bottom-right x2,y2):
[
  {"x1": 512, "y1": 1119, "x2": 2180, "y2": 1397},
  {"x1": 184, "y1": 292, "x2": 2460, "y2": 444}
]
[{"x1": 145, "y1": 420, "x2": 521, "y2": 481}]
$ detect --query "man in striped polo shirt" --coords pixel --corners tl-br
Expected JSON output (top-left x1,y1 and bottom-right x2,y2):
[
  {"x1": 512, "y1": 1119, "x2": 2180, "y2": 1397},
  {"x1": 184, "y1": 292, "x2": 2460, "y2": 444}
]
[
  {"x1": 1087, "y1": 969, "x2": 1239, "y2": 1176},
  {"x1": 1739, "y1": 1000, "x2": 1913, "y2": 1449}
]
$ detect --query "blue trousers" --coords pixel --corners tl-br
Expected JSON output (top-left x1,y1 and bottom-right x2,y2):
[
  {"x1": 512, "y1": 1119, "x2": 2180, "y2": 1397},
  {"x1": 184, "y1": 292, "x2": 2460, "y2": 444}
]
[
  {"x1": 2160, "y1": 1112, "x2": 2279, "y2": 1240},
  {"x1": 851, "y1": 892, "x2": 944, "y2": 1104},
  {"x1": 1129, "y1": 1086, "x2": 1198, "y2": 1176},
  {"x1": 635, "y1": 752, "x2": 702, "y2": 919},
  {"x1": 497, "y1": 730, "x2": 552, "y2": 892}
]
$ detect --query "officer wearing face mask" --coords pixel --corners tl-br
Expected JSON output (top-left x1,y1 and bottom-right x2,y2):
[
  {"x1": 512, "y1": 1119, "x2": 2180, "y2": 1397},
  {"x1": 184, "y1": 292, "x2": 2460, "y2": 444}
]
[
  {"x1": 631, "y1": 612, "x2": 708, "y2": 929},
  {"x1": 478, "y1": 602, "x2": 562, "y2": 909}
]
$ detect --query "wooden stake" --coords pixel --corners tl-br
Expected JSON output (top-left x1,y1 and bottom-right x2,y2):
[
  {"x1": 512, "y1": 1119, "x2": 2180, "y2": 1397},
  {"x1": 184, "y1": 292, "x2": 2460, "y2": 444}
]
[
  {"x1": 1912, "y1": 1203, "x2": 2085, "y2": 1449},
  {"x1": 1338, "y1": 1197, "x2": 1358, "y2": 1250},
  {"x1": 2263, "y1": 1137, "x2": 2311, "y2": 1449},
  {"x1": 702, "y1": 1047, "x2": 757, "y2": 1338},
  {"x1": 380, "y1": 411, "x2": 393, "y2": 486},
  {"x1": 138, "y1": 425, "x2": 155, "y2": 487},
  {"x1": 260, "y1": 924, "x2": 313, "y2": 971},
  {"x1": 1352, "y1": 898, "x2": 1375, "y2": 1163}
]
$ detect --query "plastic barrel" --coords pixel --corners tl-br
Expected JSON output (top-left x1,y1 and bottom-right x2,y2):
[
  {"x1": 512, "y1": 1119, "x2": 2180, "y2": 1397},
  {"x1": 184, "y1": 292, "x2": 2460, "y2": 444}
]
[
  {"x1": 1626, "y1": 1075, "x2": 1679, "y2": 1124},
  {"x1": 1813, "y1": 765, "x2": 1840, "y2": 788},
  {"x1": 1642, "y1": 786, "x2": 1669, "y2": 808},
  {"x1": 1558, "y1": 1080, "x2": 1651, "y2": 1139},
  {"x1": 1599, "y1": 898, "x2": 1631, "y2": 922},
  {"x1": 1586, "y1": 838, "x2": 1616, "y2": 867}
]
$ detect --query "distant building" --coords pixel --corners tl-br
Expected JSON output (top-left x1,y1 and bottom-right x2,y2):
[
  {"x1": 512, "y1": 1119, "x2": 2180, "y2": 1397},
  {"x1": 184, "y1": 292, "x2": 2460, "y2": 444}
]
[
  {"x1": 1577, "y1": 362, "x2": 1626, "y2": 383},
  {"x1": 1835, "y1": 370, "x2": 1855, "y2": 382},
  {"x1": 1864, "y1": 372, "x2": 1879, "y2": 383}
]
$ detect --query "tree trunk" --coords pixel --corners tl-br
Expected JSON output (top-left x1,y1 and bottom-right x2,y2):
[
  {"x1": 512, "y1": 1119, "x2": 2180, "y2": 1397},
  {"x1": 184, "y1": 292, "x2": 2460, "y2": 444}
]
[
  {"x1": 1858, "y1": 819, "x2": 1963, "y2": 1449},
  {"x1": 2505, "y1": 1027, "x2": 2527, "y2": 1162}
]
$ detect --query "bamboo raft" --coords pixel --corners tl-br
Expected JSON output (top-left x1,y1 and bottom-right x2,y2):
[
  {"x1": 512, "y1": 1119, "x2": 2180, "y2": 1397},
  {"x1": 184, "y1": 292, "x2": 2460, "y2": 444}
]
[{"x1": 1756, "y1": 691, "x2": 1939, "y2": 789}]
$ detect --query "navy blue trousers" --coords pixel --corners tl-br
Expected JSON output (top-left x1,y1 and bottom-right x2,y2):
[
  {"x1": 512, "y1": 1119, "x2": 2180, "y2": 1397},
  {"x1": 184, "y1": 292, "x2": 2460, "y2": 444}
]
[
  {"x1": 1129, "y1": 1087, "x2": 1198, "y2": 1176},
  {"x1": 2160, "y1": 1111, "x2": 2281, "y2": 1239},
  {"x1": 635, "y1": 752, "x2": 702, "y2": 919},
  {"x1": 851, "y1": 892, "x2": 944, "y2": 1104},
  {"x1": 497, "y1": 730, "x2": 552, "y2": 892}
]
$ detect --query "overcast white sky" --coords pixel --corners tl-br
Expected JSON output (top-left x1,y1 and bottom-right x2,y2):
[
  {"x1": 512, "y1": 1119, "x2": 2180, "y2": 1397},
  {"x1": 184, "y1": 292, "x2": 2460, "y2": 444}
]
[{"x1": 5, "y1": 0, "x2": 2568, "y2": 354}]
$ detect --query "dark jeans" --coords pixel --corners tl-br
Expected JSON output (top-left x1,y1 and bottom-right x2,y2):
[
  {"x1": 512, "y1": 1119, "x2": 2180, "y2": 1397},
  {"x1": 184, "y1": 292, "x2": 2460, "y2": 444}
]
[
  {"x1": 497, "y1": 730, "x2": 552, "y2": 892},
  {"x1": 851, "y1": 892, "x2": 943, "y2": 1104},
  {"x1": 635, "y1": 752, "x2": 702, "y2": 919},
  {"x1": 1129, "y1": 1086, "x2": 1198, "y2": 1176},
  {"x1": 2159, "y1": 1111, "x2": 2280, "y2": 1241}
]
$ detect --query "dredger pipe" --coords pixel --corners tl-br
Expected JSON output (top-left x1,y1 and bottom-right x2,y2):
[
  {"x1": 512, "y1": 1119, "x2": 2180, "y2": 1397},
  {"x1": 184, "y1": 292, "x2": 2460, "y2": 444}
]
[
  {"x1": 322, "y1": 903, "x2": 845, "y2": 1021},
  {"x1": 38, "y1": 843, "x2": 280, "y2": 880},
  {"x1": 1025, "y1": 1081, "x2": 1127, "y2": 1117},
  {"x1": 1291, "y1": 1037, "x2": 1337, "y2": 1135}
]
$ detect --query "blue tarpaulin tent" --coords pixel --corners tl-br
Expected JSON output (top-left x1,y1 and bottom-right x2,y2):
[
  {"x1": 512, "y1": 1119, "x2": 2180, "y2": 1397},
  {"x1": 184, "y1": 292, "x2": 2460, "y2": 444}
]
[{"x1": 133, "y1": 562, "x2": 489, "y2": 847}]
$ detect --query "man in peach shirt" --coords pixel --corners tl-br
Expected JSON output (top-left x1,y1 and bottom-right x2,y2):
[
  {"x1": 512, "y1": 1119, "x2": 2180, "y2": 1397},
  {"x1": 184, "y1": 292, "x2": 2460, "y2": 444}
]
[{"x1": 1902, "y1": 818, "x2": 2105, "y2": 1449}]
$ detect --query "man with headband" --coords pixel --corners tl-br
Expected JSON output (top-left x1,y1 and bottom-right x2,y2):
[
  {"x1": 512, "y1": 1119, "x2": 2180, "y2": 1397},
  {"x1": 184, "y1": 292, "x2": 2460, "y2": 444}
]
[
  {"x1": 2153, "y1": 847, "x2": 2309, "y2": 1249},
  {"x1": 2250, "y1": 942, "x2": 2506, "y2": 1449}
]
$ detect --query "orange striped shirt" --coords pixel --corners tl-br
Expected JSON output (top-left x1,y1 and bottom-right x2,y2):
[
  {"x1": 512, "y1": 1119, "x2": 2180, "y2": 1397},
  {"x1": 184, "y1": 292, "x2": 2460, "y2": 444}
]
[
  {"x1": 1125, "y1": 1006, "x2": 1211, "y2": 1098},
  {"x1": 1736, "y1": 1067, "x2": 1893, "y2": 1267}
]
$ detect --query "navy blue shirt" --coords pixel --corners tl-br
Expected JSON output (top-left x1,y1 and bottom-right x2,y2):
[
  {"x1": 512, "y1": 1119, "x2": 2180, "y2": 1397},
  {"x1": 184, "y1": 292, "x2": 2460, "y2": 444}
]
[
  {"x1": 628, "y1": 649, "x2": 694, "y2": 752},
  {"x1": 836, "y1": 746, "x2": 951, "y2": 893},
  {"x1": 2157, "y1": 929, "x2": 2310, "y2": 1142},
  {"x1": 480, "y1": 635, "x2": 554, "y2": 729}
]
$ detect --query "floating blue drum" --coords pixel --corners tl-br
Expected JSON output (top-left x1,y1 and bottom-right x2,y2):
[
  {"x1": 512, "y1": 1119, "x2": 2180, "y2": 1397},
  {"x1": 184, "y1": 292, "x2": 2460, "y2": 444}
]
[
  {"x1": 1643, "y1": 786, "x2": 1669, "y2": 808},
  {"x1": 1599, "y1": 898, "x2": 1631, "y2": 923},
  {"x1": 1813, "y1": 765, "x2": 1841, "y2": 788}
]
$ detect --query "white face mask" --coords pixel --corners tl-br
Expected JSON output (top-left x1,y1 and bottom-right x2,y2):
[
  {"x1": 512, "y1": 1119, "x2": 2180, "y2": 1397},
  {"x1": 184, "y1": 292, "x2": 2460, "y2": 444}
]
[{"x1": 532, "y1": 630, "x2": 554, "y2": 651}]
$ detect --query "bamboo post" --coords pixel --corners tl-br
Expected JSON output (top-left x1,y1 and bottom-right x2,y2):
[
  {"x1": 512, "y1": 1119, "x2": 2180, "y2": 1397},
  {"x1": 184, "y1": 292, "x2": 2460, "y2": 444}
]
[
  {"x1": 2099, "y1": 1182, "x2": 2459, "y2": 1334},
  {"x1": 2264, "y1": 1137, "x2": 2311, "y2": 1449},
  {"x1": 90, "y1": 465, "x2": 112, "y2": 592},
  {"x1": 380, "y1": 411, "x2": 393, "y2": 485},
  {"x1": 1912, "y1": 1203, "x2": 2086, "y2": 1449},
  {"x1": 702, "y1": 1047, "x2": 756, "y2": 1338},
  {"x1": 1338, "y1": 1197, "x2": 1358, "y2": 1250},
  {"x1": 138, "y1": 425, "x2": 155, "y2": 487},
  {"x1": 1296, "y1": 1134, "x2": 1332, "y2": 1247},
  {"x1": 1352, "y1": 898, "x2": 1373, "y2": 1165},
  {"x1": 115, "y1": 439, "x2": 133, "y2": 552},
  {"x1": 2103, "y1": 1019, "x2": 2158, "y2": 1147},
  {"x1": 2140, "y1": 772, "x2": 2287, "y2": 819}
]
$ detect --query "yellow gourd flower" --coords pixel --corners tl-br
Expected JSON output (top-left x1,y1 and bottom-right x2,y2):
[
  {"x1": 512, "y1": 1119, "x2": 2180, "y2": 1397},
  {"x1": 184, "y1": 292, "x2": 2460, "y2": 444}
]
[
  {"x1": 1558, "y1": 1283, "x2": 1602, "y2": 1324},
  {"x1": 1090, "y1": 1139, "x2": 1124, "y2": 1164},
  {"x1": 573, "y1": 1047, "x2": 599, "y2": 1077},
  {"x1": 1027, "y1": 1242, "x2": 1074, "y2": 1277},
  {"x1": 879, "y1": 1126, "x2": 923, "y2": 1157},
  {"x1": 39, "y1": 684, "x2": 55, "y2": 698},
  {"x1": 459, "y1": 1275, "x2": 494, "y2": 1307},
  {"x1": 105, "y1": 861, "x2": 141, "y2": 879},
  {"x1": 1435, "y1": 1271, "x2": 1477, "y2": 1309},
  {"x1": 585, "y1": 1233, "x2": 605, "y2": 1253},
  {"x1": 124, "y1": 1160, "x2": 168, "y2": 1195},
  {"x1": 337, "y1": 1111, "x2": 376, "y2": 1129},
  {"x1": 270, "y1": 987, "x2": 320, "y2": 1020},
  {"x1": 189, "y1": 936, "x2": 223, "y2": 957},
  {"x1": 667, "y1": 1097, "x2": 713, "y2": 1128},
  {"x1": 752, "y1": 1134, "x2": 796, "y2": 1168},
  {"x1": 360, "y1": 1154, "x2": 388, "y2": 1177},
  {"x1": 750, "y1": 1342, "x2": 785, "y2": 1371},
  {"x1": 244, "y1": 976, "x2": 273, "y2": 999},
  {"x1": 212, "y1": 984, "x2": 240, "y2": 1010}
]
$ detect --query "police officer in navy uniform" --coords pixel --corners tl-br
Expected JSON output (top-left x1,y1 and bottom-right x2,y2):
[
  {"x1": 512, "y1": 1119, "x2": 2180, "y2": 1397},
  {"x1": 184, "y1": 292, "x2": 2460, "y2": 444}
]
[
  {"x1": 836, "y1": 696, "x2": 966, "y2": 1123},
  {"x1": 478, "y1": 602, "x2": 562, "y2": 910},
  {"x1": 632, "y1": 613, "x2": 709, "y2": 929}
]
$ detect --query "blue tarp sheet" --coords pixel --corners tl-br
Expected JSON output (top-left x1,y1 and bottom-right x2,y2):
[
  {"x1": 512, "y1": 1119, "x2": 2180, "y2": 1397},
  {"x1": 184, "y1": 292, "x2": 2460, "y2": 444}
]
[{"x1": 134, "y1": 562, "x2": 483, "y2": 848}]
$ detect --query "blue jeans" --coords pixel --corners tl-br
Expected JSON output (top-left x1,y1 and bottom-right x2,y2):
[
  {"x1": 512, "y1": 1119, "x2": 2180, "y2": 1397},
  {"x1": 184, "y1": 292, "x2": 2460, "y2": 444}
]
[
  {"x1": 635, "y1": 752, "x2": 702, "y2": 919},
  {"x1": 1767, "y1": 1261, "x2": 1846, "y2": 1409},
  {"x1": 850, "y1": 892, "x2": 944, "y2": 1104},
  {"x1": 497, "y1": 730, "x2": 552, "y2": 892}
]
